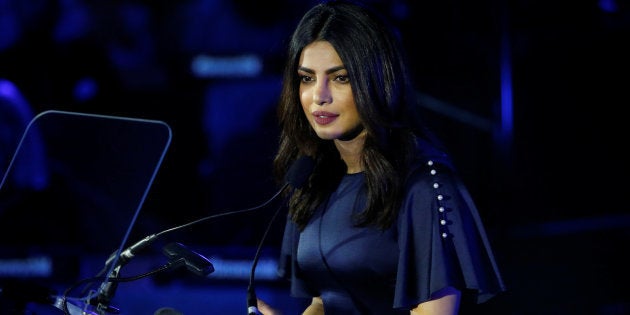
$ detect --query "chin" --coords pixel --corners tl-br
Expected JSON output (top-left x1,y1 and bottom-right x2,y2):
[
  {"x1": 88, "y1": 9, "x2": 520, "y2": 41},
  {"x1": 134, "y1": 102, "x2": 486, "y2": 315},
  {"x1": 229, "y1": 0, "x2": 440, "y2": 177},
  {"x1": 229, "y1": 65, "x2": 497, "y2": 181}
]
[{"x1": 314, "y1": 130, "x2": 339, "y2": 140}]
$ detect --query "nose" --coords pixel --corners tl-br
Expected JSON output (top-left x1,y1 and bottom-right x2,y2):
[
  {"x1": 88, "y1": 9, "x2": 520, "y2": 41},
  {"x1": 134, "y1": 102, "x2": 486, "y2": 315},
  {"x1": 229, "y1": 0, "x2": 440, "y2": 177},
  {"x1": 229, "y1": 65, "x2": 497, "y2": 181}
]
[{"x1": 313, "y1": 81, "x2": 332, "y2": 105}]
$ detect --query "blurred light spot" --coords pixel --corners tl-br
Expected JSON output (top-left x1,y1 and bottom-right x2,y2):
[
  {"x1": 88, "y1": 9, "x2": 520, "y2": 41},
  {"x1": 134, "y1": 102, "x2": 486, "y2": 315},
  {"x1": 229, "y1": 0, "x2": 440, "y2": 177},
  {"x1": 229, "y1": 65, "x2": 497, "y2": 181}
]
[
  {"x1": 73, "y1": 77, "x2": 98, "y2": 102},
  {"x1": 599, "y1": 0, "x2": 618, "y2": 13},
  {"x1": 0, "y1": 12, "x2": 20, "y2": 51},
  {"x1": 0, "y1": 256, "x2": 53, "y2": 277},
  {"x1": 191, "y1": 54, "x2": 263, "y2": 78},
  {"x1": 206, "y1": 257, "x2": 277, "y2": 281}
]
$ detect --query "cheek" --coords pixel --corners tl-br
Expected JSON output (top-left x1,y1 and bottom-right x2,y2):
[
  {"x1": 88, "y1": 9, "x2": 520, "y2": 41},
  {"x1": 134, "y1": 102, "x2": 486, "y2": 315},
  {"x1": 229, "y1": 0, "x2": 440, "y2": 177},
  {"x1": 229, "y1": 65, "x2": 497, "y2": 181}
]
[
  {"x1": 347, "y1": 101, "x2": 360, "y2": 121},
  {"x1": 338, "y1": 94, "x2": 359, "y2": 120},
  {"x1": 299, "y1": 86, "x2": 309, "y2": 104}
]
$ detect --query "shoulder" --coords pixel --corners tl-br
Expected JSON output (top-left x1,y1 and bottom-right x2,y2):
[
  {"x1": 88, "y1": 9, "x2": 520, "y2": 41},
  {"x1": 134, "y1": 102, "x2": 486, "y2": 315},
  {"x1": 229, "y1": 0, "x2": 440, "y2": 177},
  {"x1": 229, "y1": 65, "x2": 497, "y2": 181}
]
[
  {"x1": 401, "y1": 139, "x2": 465, "y2": 214},
  {"x1": 405, "y1": 137, "x2": 458, "y2": 190},
  {"x1": 403, "y1": 157, "x2": 459, "y2": 212},
  {"x1": 399, "y1": 153, "x2": 471, "y2": 240}
]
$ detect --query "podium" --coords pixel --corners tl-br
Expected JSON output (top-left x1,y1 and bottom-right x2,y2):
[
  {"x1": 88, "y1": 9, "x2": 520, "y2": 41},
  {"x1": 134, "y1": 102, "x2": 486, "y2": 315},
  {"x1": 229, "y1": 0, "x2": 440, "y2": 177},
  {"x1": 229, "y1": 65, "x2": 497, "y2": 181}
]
[{"x1": 0, "y1": 110, "x2": 172, "y2": 314}]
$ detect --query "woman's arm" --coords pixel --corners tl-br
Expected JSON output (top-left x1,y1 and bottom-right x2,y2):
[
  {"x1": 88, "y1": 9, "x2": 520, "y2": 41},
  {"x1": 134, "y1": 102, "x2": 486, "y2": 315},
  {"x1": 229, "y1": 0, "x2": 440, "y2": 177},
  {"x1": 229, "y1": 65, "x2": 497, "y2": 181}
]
[
  {"x1": 302, "y1": 296, "x2": 324, "y2": 315},
  {"x1": 410, "y1": 287, "x2": 461, "y2": 315}
]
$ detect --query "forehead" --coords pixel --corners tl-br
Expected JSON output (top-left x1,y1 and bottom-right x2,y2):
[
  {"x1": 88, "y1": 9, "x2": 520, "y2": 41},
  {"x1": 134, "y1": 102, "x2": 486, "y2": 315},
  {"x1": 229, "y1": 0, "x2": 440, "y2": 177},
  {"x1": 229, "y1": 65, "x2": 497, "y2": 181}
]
[{"x1": 299, "y1": 41, "x2": 343, "y2": 68}]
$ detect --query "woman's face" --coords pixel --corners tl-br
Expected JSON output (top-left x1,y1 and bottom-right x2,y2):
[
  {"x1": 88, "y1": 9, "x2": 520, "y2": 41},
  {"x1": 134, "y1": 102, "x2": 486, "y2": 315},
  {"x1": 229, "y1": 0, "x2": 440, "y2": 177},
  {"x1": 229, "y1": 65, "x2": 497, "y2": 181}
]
[{"x1": 298, "y1": 41, "x2": 363, "y2": 141}]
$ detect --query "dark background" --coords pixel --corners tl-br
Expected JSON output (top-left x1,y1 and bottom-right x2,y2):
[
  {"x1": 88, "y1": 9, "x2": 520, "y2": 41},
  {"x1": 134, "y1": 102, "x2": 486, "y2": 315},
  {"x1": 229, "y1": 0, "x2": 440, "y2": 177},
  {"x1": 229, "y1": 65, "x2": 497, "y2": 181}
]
[{"x1": 0, "y1": 0, "x2": 629, "y2": 314}]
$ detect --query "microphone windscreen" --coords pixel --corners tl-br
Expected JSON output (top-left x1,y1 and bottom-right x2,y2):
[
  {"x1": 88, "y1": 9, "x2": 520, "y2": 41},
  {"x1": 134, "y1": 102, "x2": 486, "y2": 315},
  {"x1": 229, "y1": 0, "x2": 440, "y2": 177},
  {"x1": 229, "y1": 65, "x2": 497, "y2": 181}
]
[{"x1": 285, "y1": 156, "x2": 315, "y2": 188}]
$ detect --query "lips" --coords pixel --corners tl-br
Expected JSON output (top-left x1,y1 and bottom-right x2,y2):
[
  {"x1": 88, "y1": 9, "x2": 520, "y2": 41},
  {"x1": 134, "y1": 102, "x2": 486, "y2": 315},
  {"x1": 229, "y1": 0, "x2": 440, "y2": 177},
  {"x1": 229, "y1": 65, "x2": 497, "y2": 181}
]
[{"x1": 312, "y1": 110, "x2": 339, "y2": 125}]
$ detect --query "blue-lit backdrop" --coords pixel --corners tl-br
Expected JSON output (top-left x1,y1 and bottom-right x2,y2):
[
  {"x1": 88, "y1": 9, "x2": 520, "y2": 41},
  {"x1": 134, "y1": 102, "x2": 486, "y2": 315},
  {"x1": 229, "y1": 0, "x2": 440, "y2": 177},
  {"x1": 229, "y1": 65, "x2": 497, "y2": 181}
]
[{"x1": 1, "y1": 0, "x2": 629, "y2": 314}]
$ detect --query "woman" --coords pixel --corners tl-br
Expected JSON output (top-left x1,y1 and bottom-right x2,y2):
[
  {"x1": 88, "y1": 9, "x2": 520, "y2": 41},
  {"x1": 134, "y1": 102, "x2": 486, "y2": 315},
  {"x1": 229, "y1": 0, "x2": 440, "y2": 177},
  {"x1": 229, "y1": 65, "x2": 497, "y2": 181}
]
[{"x1": 267, "y1": 0, "x2": 506, "y2": 314}]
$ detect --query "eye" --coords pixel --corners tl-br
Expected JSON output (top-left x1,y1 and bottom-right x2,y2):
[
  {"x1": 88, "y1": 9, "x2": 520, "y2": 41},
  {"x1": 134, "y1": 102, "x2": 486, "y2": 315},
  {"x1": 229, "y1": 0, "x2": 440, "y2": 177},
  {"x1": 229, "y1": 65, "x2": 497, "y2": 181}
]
[
  {"x1": 334, "y1": 75, "x2": 349, "y2": 83},
  {"x1": 299, "y1": 75, "x2": 314, "y2": 83}
]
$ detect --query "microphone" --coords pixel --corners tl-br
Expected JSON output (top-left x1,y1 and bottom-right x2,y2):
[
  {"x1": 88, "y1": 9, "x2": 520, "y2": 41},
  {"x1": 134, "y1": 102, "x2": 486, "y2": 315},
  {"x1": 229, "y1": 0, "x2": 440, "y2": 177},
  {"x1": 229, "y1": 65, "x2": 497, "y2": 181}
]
[
  {"x1": 92, "y1": 156, "x2": 314, "y2": 310},
  {"x1": 102, "y1": 156, "x2": 314, "y2": 271},
  {"x1": 103, "y1": 233, "x2": 159, "y2": 271},
  {"x1": 162, "y1": 242, "x2": 214, "y2": 277},
  {"x1": 247, "y1": 156, "x2": 314, "y2": 315},
  {"x1": 94, "y1": 234, "x2": 158, "y2": 309},
  {"x1": 284, "y1": 155, "x2": 315, "y2": 189}
]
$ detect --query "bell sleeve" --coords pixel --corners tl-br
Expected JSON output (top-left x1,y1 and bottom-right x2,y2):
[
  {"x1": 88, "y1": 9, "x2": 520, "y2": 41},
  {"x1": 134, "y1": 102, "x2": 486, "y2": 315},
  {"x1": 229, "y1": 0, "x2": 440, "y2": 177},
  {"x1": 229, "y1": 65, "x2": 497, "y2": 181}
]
[{"x1": 394, "y1": 159, "x2": 506, "y2": 308}]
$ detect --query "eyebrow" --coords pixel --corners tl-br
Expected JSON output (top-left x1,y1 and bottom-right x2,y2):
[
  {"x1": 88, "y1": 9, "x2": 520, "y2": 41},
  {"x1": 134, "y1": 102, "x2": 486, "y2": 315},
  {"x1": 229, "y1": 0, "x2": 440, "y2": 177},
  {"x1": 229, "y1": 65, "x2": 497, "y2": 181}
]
[{"x1": 298, "y1": 65, "x2": 346, "y2": 75}]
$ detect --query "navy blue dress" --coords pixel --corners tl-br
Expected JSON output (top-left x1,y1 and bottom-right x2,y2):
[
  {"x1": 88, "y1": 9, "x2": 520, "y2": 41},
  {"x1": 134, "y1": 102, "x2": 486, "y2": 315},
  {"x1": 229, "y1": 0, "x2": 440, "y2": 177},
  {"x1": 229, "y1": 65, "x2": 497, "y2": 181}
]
[{"x1": 278, "y1": 157, "x2": 505, "y2": 314}]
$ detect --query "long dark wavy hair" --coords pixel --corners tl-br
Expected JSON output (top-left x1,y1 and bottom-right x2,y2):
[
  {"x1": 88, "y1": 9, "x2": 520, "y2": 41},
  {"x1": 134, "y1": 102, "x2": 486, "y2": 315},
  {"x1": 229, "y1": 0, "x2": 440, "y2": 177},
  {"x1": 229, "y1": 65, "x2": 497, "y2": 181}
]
[{"x1": 273, "y1": 0, "x2": 440, "y2": 230}]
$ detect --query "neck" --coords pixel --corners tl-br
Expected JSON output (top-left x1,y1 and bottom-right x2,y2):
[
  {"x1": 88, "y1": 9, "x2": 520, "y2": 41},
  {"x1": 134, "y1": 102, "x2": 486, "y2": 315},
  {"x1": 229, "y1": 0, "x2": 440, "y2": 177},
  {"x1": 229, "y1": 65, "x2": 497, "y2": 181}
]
[{"x1": 334, "y1": 130, "x2": 367, "y2": 174}]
